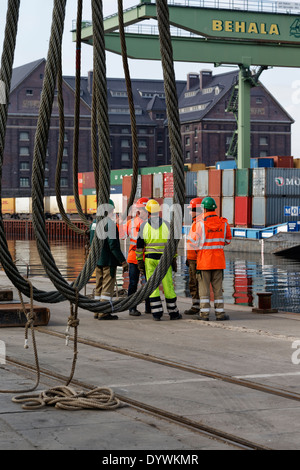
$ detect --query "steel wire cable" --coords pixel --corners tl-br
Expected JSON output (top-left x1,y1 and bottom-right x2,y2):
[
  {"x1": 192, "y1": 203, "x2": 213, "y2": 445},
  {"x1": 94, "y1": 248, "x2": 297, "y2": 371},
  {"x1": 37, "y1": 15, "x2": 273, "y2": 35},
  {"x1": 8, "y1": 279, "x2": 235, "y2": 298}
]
[{"x1": 0, "y1": 0, "x2": 185, "y2": 314}]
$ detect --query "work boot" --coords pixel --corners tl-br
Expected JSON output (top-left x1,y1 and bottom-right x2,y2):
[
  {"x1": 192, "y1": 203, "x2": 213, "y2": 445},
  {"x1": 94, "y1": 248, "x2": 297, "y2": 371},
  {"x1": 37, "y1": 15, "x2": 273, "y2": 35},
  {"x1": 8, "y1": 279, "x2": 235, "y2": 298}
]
[
  {"x1": 197, "y1": 314, "x2": 209, "y2": 321},
  {"x1": 184, "y1": 307, "x2": 199, "y2": 315},
  {"x1": 129, "y1": 308, "x2": 141, "y2": 317},
  {"x1": 169, "y1": 312, "x2": 182, "y2": 320},
  {"x1": 216, "y1": 314, "x2": 230, "y2": 321}
]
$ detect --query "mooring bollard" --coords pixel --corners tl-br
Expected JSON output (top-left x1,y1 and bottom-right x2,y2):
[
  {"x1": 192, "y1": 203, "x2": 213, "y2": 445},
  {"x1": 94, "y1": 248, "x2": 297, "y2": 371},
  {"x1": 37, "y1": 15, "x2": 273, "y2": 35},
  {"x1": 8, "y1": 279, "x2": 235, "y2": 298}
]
[{"x1": 252, "y1": 292, "x2": 278, "y2": 314}]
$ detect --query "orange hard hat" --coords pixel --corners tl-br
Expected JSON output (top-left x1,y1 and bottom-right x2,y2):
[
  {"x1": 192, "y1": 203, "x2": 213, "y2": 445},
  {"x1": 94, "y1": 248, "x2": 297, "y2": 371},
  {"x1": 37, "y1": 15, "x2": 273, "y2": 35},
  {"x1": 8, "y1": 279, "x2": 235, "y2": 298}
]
[
  {"x1": 135, "y1": 197, "x2": 149, "y2": 209},
  {"x1": 188, "y1": 197, "x2": 203, "y2": 209}
]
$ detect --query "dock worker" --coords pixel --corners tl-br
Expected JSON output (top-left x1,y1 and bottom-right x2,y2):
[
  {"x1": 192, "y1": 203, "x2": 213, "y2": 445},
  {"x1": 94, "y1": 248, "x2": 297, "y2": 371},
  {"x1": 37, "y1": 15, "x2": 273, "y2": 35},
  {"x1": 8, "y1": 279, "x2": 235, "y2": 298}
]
[
  {"x1": 90, "y1": 198, "x2": 128, "y2": 320},
  {"x1": 125, "y1": 197, "x2": 151, "y2": 316},
  {"x1": 188, "y1": 196, "x2": 232, "y2": 321},
  {"x1": 136, "y1": 198, "x2": 181, "y2": 321},
  {"x1": 184, "y1": 197, "x2": 203, "y2": 315}
]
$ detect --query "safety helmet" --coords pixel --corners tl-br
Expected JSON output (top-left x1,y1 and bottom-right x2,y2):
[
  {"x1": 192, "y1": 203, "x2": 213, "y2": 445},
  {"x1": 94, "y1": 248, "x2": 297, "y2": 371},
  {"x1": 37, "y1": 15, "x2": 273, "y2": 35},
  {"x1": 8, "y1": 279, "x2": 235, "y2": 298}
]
[
  {"x1": 109, "y1": 198, "x2": 115, "y2": 207},
  {"x1": 135, "y1": 197, "x2": 149, "y2": 209},
  {"x1": 188, "y1": 197, "x2": 203, "y2": 210},
  {"x1": 145, "y1": 199, "x2": 161, "y2": 214},
  {"x1": 201, "y1": 196, "x2": 217, "y2": 211}
]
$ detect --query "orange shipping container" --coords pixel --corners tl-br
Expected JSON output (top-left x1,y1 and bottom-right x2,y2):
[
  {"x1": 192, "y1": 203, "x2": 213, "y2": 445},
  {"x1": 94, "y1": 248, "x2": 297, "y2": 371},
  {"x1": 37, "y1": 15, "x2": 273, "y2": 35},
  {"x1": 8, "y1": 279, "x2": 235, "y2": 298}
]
[
  {"x1": 234, "y1": 196, "x2": 252, "y2": 227},
  {"x1": 1, "y1": 198, "x2": 15, "y2": 214},
  {"x1": 141, "y1": 174, "x2": 153, "y2": 198},
  {"x1": 208, "y1": 169, "x2": 222, "y2": 197}
]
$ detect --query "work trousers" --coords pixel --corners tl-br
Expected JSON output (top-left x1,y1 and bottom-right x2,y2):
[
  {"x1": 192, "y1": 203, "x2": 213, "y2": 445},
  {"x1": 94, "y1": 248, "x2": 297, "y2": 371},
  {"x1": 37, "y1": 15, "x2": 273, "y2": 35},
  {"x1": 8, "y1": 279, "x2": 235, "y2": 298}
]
[
  {"x1": 188, "y1": 260, "x2": 200, "y2": 312},
  {"x1": 128, "y1": 262, "x2": 151, "y2": 312},
  {"x1": 95, "y1": 266, "x2": 115, "y2": 302},
  {"x1": 145, "y1": 257, "x2": 178, "y2": 319},
  {"x1": 196, "y1": 269, "x2": 225, "y2": 319}
]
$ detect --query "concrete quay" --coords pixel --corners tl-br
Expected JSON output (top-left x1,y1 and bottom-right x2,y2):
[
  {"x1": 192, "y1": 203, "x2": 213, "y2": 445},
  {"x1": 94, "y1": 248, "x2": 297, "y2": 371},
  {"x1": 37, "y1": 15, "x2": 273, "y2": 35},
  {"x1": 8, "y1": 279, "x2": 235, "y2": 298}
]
[{"x1": 1, "y1": 274, "x2": 300, "y2": 451}]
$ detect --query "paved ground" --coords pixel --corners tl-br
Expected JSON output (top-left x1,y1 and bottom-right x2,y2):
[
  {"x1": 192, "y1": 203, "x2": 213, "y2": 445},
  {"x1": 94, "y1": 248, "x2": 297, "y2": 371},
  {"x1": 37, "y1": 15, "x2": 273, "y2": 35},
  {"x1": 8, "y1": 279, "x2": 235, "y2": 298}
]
[{"x1": 1, "y1": 272, "x2": 300, "y2": 452}]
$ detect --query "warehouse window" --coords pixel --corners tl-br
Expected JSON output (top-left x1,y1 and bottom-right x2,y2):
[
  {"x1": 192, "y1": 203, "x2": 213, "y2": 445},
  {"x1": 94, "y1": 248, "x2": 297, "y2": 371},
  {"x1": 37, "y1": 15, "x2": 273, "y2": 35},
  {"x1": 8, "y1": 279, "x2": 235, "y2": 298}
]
[
  {"x1": 259, "y1": 136, "x2": 268, "y2": 145},
  {"x1": 139, "y1": 153, "x2": 147, "y2": 162},
  {"x1": 20, "y1": 177, "x2": 30, "y2": 187},
  {"x1": 60, "y1": 177, "x2": 68, "y2": 187},
  {"x1": 19, "y1": 161, "x2": 30, "y2": 170},
  {"x1": 19, "y1": 132, "x2": 29, "y2": 141},
  {"x1": 121, "y1": 153, "x2": 130, "y2": 161},
  {"x1": 61, "y1": 162, "x2": 68, "y2": 171},
  {"x1": 19, "y1": 147, "x2": 29, "y2": 156}
]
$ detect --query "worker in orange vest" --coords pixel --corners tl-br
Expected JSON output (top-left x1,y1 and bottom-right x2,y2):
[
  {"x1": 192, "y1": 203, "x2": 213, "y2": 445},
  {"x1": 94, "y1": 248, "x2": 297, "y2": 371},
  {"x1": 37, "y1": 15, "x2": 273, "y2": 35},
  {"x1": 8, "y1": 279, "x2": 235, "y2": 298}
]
[
  {"x1": 188, "y1": 197, "x2": 232, "y2": 321},
  {"x1": 125, "y1": 197, "x2": 150, "y2": 316},
  {"x1": 185, "y1": 197, "x2": 203, "y2": 315}
]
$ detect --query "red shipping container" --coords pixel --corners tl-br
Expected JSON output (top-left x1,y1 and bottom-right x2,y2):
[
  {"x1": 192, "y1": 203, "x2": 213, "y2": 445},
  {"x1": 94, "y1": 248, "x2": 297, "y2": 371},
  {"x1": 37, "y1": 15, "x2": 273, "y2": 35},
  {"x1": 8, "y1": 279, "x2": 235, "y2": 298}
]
[
  {"x1": 163, "y1": 173, "x2": 174, "y2": 197},
  {"x1": 141, "y1": 174, "x2": 153, "y2": 198},
  {"x1": 78, "y1": 173, "x2": 83, "y2": 195},
  {"x1": 208, "y1": 169, "x2": 222, "y2": 196},
  {"x1": 122, "y1": 175, "x2": 132, "y2": 200},
  {"x1": 234, "y1": 196, "x2": 252, "y2": 227},
  {"x1": 82, "y1": 172, "x2": 95, "y2": 189}
]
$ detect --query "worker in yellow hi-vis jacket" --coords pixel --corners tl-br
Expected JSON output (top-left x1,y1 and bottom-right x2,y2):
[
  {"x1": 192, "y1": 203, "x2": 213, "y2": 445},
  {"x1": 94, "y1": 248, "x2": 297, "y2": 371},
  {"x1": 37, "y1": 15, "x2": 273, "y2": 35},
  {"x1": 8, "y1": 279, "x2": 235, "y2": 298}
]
[{"x1": 135, "y1": 199, "x2": 181, "y2": 321}]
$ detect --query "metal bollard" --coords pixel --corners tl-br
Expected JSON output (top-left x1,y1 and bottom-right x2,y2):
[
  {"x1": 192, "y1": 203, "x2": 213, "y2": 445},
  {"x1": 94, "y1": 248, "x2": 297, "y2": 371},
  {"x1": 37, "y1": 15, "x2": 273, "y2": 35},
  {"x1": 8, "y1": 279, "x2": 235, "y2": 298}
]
[{"x1": 252, "y1": 292, "x2": 278, "y2": 314}]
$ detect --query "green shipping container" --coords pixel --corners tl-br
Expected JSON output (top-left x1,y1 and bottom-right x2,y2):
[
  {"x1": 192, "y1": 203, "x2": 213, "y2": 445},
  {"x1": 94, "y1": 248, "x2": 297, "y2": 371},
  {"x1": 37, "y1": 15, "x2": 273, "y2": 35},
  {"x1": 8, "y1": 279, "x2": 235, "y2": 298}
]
[{"x1": 235, "y1": 168, "x2": 252, "y2": 197}]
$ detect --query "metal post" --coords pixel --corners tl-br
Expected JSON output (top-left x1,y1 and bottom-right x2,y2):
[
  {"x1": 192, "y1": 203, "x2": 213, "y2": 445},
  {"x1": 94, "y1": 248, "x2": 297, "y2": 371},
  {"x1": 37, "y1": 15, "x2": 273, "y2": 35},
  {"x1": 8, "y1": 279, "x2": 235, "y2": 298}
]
[{"x1": 237, "y1": 66, "x2": 251, "y2": 169}]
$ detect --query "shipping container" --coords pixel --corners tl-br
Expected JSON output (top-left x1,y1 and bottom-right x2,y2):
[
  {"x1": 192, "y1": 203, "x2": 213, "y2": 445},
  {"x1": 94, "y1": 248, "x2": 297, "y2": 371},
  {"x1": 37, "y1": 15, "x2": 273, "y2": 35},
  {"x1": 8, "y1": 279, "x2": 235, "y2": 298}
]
[
  {"x1": 66, "y1": 195, "x2": 86, "y2": 214},
  {"x1": 252, "y1": 168, "x2": 267, "y2": 196},
  {"x1": 214, "y1": 196, "x2": 222, "y2": 217},
  {"x1": 216, "y1": 160, "x2": 237, "y2": 170},
  {"x1": 163, "y1": 173, "x2": 174, "y2": 198},
  {"x1": 16, "y1": 197, "x2": 33, "y2": 214},
  {"x1": 265, "y1": 168, "x2": 300, "y2": 196},
  {"x1": 264, "y1": 156, "x2": 294, "y2": 168},
  {"x1": 78, "y1": 173, "x2": 83, "y2": 195},
  {"x1": 82, "y1": 172, "x2": 95, "y2": 189},
  {"x1": 122, "y1": 175, "x2": 132, "y2": 200},
  {"x1": 252, "y1": 196, "x2": 300, "y2": 227},
  {"x1": 44, "y1": 196, "x2": 67, "y2": 215},
  {"x1": 153, "y1": 173, "x2": 163, "y2": 198},
  {"x1": 86, "y1": 195, "x2": 97, "y2": 214},
  {"x1": 111, "y1": 169, "x2": 132, "y2": 185},
  {"x1": 294, "y1": 159, "x2": 300, "y2": 169},
  {"x1": 235, "y1": 168, "x2": 252, "y2": 197},
  {"x1": 222, "y1": 197, "x2": 234, "y2": 225},
  {"x1": 1, "y1": 198, "x2": 15, "y2": 214},
  {"x1": 185, "y1": 172, "x2": 197, "y2": 197},
  {"x1": 190, "y1": 163, "x2": 206, "y2": 171},
  {"x1": 251, "y1": 158, "x2": 274, "y2": 168},
  {"x1": 222, "y1": 169, "x2": 235, "y2": 197},
  {"x1": 208, "y1": 169, "x2": 222, "y2": 197},
  {"x1": 197, "y1": 170, "x2": 209, "y2": 196},
  {"x1": 234, "y1": 196, "x2": 252, "y2": 227},
  {"x1": 141, "y1": 174, "x2": 153, "y2": 198}
]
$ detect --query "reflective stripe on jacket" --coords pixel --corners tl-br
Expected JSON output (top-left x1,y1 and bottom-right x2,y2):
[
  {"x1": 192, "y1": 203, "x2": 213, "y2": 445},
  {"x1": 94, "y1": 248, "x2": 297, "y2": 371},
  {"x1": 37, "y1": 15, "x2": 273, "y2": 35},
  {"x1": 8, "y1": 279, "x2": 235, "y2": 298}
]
[
  {"x1": 125, "y1": 216, "x2": 144, "y2": 264},
  {"x1": 188, "y1": 211, "x2": 232, "y2": 270},
  {"x1": 136, "y1": 217, "x2": 170, "y2": 261}
]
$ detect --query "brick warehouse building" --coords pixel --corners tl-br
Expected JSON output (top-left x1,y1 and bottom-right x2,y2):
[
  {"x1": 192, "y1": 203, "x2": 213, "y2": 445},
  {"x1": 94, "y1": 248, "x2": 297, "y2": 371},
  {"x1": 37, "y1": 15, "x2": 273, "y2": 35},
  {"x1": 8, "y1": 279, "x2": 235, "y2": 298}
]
[{"x1": 2, "y1": 58, "x2": 293, "y2": 198}]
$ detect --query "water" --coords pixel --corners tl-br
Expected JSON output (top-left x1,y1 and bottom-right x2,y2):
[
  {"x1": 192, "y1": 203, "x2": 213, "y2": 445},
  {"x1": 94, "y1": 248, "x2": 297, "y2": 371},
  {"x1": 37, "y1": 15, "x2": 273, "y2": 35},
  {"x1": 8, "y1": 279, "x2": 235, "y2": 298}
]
[{"x1": 2, "y1": 238, "x2": 300, "y2": 313}]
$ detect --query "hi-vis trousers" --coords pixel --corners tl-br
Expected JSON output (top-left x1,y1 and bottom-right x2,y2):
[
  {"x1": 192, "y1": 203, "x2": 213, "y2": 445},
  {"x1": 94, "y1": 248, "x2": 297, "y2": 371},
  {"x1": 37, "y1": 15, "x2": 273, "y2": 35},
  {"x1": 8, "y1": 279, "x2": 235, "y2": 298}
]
[
  {"x1": 145, "y1": 257, "x2": 179, "y2": 319},
  {"x1": 196, "y1": 269, "x2": 225, "y2": 319}
]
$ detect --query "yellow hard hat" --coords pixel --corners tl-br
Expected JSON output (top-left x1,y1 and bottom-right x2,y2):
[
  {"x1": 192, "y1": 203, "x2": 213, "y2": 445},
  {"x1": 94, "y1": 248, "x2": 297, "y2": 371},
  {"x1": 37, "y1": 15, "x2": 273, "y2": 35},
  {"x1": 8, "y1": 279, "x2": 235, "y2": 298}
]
[{"x1": 145, "y1": 199, "x2": 160, "y2": 214}]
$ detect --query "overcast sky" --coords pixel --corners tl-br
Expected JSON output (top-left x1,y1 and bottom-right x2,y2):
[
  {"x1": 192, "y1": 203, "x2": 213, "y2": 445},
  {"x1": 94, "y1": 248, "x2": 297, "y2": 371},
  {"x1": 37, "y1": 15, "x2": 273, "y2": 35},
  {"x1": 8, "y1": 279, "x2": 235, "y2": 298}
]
[{"x1": 1, "y1": 0, "x2": 300, "y2": 157}]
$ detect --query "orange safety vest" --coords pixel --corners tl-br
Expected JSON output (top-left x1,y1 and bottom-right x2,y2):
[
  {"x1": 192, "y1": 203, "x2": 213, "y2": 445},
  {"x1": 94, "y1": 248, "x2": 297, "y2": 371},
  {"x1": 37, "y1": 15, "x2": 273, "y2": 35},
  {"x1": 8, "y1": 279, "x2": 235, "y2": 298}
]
[
  {"x1": 186, "y1": 215, "x2": 199, "y2": 261},
  {"x1": 125, "y1": 216, "x2": 144, "y2": 264},
  {"x1": 188, "y1": 211, "x2": 232, "y2": 270}
]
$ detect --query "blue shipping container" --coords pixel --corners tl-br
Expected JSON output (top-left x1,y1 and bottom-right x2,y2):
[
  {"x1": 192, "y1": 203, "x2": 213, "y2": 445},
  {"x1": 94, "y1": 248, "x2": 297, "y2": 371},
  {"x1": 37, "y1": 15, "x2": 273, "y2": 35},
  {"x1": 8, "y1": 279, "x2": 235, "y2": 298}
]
[{"x1": 251, "y1": 158, "x2": 274, "y2": 168}]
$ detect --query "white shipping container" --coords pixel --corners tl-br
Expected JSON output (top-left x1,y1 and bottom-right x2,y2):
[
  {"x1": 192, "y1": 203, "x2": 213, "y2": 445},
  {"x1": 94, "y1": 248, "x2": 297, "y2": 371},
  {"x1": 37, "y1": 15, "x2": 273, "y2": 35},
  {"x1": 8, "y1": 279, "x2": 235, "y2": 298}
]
[
  {"x1": 197, "y1": 170, "x2": 209, "y2": 196},
  {"x1": 252, "y1": 168, "x2": 266, "y2": 196},
  {"x1": 48, "y1": 196, "x2": 67, "y2": 214},
  {"x1": 153, "y1": 173, "x2": 163, "y2": 198},
  {"x1": 222, "y1": 169, "x2": 235, "y2": 197},
  {"x1": 15, "y1": 197, "x2": 32, "y2": 213},
  {"x1": 222, "y1": 197, "x2": 234, "y2": 225}
]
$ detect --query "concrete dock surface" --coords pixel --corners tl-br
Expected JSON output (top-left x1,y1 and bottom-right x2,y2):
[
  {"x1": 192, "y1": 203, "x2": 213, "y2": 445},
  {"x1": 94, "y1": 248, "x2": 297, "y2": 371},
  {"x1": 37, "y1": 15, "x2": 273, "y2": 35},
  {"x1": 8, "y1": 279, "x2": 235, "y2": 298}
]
[{"x1": 1, "y1": 273, "x2": 300, "y2": 451}]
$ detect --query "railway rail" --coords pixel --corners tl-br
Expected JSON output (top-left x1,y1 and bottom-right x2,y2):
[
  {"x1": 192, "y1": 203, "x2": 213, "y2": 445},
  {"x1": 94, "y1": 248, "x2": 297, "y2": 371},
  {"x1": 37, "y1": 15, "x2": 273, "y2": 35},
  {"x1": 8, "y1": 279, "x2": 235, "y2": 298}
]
[{"x1": 5, "y1": 355, "x2": 270, "y2": 451}]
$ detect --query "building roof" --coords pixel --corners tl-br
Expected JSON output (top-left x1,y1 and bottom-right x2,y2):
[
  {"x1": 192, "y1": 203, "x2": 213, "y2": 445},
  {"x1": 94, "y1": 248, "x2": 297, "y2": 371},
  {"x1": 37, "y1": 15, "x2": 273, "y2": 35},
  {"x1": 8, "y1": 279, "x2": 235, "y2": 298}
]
[{"x1": 10, "y1": 58, "x2": 45, "y2": 92}]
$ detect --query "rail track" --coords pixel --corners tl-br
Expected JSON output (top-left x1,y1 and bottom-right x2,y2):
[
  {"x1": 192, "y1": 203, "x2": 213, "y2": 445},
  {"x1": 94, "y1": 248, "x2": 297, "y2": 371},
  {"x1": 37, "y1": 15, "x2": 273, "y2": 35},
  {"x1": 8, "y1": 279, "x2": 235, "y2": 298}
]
[
  {"x1": 4, "y1": 325, "x2": 300, "y2": 450},
  {"x1": 5, "y1": 354, "x2": 270, "y2": 451}
]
